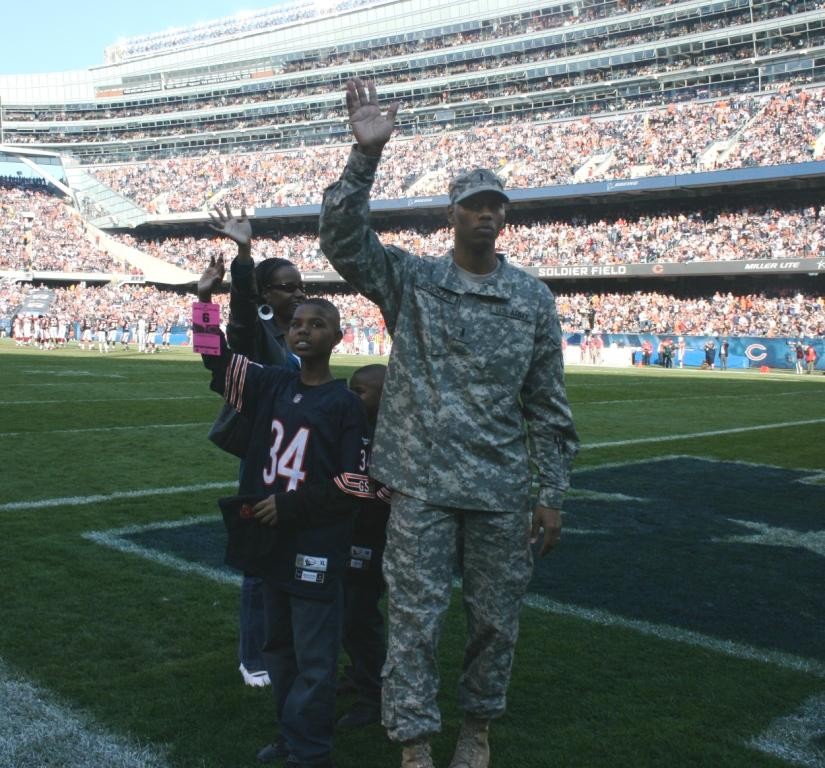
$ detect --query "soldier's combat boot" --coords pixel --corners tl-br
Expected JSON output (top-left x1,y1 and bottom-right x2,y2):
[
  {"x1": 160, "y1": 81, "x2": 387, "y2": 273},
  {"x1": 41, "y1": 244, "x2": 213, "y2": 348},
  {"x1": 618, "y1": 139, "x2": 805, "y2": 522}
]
[
  {"x1": 448, "y1": 716, "x2": 490, "y2": 768},
  {"x1": 401, "y1": 738, "x2": 435, "y2": 768}
]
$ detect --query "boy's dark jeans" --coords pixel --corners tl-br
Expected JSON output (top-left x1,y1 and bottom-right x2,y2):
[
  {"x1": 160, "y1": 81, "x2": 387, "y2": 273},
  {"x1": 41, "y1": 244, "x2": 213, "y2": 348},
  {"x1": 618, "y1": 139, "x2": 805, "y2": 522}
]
[
  {"x1": 261, "y1": 581, "x2": 343, "y2": 764},
  {"x1": 342, "y1": 577, "x2": 386, "y2": 704},
  {"x1": 239, "y1": 574, "x2": 268, "y2": 672}
]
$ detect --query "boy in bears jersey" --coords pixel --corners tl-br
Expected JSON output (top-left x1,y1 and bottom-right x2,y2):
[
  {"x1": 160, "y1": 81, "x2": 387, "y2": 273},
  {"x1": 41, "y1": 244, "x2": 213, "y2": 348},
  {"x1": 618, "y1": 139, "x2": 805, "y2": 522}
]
[
  {"x1": 337, "y1": 364, "x2": 390, "y2": 730},
  {"x1": 203, "y1": 297, "x2": 372, "y2": 768}
]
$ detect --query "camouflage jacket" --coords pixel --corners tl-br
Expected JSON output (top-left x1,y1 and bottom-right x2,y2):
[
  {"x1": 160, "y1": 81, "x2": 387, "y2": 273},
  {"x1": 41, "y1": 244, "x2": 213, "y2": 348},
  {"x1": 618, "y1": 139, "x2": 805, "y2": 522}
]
[{"x1": 319, "y1": 147, "x2": 579, "y2": 512}]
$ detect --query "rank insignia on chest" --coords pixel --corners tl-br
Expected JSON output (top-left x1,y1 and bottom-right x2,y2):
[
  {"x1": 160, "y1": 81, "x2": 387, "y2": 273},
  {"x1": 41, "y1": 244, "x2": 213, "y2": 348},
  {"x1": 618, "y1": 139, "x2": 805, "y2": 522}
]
[{"x1": 293, "y1": 394, "x2": 303, "y2": 403}]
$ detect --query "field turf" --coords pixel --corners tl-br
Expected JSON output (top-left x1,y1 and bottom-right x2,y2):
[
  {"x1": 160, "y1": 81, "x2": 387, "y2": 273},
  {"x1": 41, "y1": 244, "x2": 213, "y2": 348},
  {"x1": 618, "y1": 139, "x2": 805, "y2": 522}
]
[{"x1": 0, "y1": 338, "x2": 823, "y2": 768}]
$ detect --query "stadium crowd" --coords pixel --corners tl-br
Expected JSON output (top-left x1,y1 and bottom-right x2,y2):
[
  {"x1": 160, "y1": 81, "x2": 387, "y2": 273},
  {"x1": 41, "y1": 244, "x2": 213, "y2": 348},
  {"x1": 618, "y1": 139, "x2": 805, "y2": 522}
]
[
  {"x1": 2, "y1": 281, "x2": 822, "y2": 347},
  {"x1": 2, "y1": 184, "x2": 822, "y2": 276},
  {"x1": 0, "y1": 185, "x2": 126, "y2": 273},
  {"x1": 557, "y1": 290, "x2": 824, "y2": 338},
  {"x1": 84, "y1": 88, "x2": 825, "y2": 213},
  {"x1": 3, "y1": 177, "x2": 824, "y2": 277},
  {"x1": 114, "y1": 201, "x2": 825, "y2": 276}
]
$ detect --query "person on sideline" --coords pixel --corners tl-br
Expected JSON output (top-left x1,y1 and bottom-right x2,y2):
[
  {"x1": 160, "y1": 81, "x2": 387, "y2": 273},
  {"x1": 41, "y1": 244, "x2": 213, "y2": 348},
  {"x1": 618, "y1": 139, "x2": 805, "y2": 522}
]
[
  {"x1": 204, "y1": 298, "x2": 370, "y2": 768},
  {"x1": 319, "y1": 78, "x2": 579, "y2": 768},
  {"x1": 337, "y1": 364, "x2": 390, "y2": 731},
  {"x1": 719, "y1": 338, "x2": 729, "y2": 370},
  {"x1": 805, "y1": 343, "x2": 817, "y2": 374},
  {"x1": 198, "y1": 206, "x2": 305, "y2": 689}
]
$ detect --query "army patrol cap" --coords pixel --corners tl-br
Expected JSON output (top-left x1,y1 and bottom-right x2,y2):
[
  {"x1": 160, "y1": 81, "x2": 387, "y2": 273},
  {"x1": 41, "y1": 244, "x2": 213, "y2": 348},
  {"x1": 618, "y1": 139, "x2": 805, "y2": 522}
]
[{"x1": 449, "y1": 168, "x2": 510, "y2": 205}]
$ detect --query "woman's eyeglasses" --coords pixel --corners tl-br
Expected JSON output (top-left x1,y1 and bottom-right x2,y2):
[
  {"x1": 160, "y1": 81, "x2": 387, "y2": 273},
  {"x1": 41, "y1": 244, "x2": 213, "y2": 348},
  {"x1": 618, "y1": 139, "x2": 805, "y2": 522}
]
[{"x1": 263, "y1": 282, "x2": 305, "y2": 294}]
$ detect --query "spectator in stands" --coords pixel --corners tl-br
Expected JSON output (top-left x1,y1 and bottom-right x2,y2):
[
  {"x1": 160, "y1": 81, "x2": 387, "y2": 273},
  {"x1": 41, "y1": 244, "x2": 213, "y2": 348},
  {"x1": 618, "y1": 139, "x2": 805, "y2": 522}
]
[{"x1": 81, "y1": 88, "x2": 825, "y2": 214}]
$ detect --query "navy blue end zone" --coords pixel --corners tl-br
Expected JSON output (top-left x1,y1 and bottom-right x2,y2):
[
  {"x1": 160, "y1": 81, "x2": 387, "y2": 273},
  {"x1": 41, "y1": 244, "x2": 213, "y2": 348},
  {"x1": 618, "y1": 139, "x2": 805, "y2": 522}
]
[
  {"x1": 532, "y1": 458, "x2": 825, "y2": 662},
  {"x1": 115, "y1": 458, "x2": 824, "y2": 664},
  {"x1": 127, "y1": 518, "x2": 230, "y2": 573}
]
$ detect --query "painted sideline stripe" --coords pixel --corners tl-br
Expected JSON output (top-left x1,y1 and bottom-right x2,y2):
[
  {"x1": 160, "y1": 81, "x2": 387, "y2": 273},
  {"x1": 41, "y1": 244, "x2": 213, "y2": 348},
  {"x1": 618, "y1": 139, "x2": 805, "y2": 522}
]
[
  {"x1": 0, "y1": 395, "x2": 214, "y2": 406},
  {"x1": 749, "y1": 693, "x2": 825, "y2": 767},
  {"x1": 523, "y1": 594, "x2": 825, "y2": 680},
  {"x1": 0, "y1": 658, "x2": 170, "y2": 768},
  {"x1": 82, "y1": 516, "x2": 240, "y2": 588},
  {"x1": 583, "y1": 418, "x2": 825, "y2": 449},
  {"x1": 0, "y1": 422, "x2": 210, "y2": 438},
  {"x1": 4, "y1": 453, "x2": 822, "y2": 513},
  {"x1": 0, "y1": 482, "x2": 235, "y2": 512},
  {"x1": 582, "y1": 390, "x2": 812, "y2": 406}
]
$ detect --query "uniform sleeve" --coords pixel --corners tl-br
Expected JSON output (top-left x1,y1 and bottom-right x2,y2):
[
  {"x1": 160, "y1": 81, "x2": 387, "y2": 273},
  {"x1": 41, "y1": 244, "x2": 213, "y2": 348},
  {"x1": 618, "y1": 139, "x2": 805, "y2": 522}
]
[
  {"x1": 318, "y1": 145, "x2": 413, "y2": 334},
  {"x1": 202, "y1": 331, "x2": 265, "y2": 419},
  {"x1": 226, "y1": 260, "x2": 259, "y2": 357},
  {"x1": 521, "y1": 291, "x2": 580, "y2": 510},
  {"x1": 275, "y1": 396, "x2": 373, "y2": 528}
]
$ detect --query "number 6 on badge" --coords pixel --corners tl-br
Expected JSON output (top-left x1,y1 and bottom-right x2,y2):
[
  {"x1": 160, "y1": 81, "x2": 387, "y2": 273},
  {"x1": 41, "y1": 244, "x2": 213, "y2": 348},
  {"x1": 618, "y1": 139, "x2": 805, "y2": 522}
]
[{"x1": 192, "y1": 301, "x2": 221, "y2": 355}]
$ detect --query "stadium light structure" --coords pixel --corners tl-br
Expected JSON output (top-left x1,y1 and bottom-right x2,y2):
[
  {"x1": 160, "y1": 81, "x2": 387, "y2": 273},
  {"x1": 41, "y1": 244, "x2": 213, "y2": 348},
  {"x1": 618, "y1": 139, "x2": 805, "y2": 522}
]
[{"x1": 749, "y1": 0, "x2": 758, "y2": 57}]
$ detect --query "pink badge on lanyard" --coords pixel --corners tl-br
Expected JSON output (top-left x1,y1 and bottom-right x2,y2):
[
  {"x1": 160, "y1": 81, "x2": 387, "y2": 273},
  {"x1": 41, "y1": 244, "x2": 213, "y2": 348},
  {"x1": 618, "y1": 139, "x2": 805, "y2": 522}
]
[{"x1": 192, "y1": 302, "x2": 221, "y2": 355}]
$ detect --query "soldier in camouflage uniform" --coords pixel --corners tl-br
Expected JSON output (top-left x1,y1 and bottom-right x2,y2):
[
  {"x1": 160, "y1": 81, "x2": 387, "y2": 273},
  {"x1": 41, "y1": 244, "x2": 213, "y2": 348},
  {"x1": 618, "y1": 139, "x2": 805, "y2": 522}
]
[{"x1": 319, "y1": 78, "x2": 579, "y2": 768}]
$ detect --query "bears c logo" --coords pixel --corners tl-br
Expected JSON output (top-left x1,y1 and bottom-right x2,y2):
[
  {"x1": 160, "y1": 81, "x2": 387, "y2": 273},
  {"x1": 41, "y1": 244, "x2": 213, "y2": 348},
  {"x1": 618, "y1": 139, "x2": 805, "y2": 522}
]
[{"x1": 745, "y1": 343, "x2": 768, "y2": 362}]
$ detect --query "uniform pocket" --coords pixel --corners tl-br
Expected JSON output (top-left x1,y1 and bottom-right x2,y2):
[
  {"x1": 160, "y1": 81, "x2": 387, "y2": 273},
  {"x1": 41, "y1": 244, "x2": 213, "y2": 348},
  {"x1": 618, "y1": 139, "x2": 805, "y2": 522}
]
[{"x1": 413, "y1": 282, "x2": 458, "y2": 357}]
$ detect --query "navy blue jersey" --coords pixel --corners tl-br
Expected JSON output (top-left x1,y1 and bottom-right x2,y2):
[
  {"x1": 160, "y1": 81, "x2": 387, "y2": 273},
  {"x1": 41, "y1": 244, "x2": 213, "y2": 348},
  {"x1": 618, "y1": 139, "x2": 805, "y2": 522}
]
[
  {"x1": 346, "y1": 422, "x2": 391, "y2": 585},
  {"x1": 205, "y1": 344, "x2": 372, "y2": 599}
]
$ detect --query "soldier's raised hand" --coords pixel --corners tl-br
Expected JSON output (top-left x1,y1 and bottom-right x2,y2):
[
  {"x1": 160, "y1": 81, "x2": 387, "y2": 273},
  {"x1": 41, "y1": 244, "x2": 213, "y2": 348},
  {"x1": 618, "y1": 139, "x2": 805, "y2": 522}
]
[{"x1": 346, "y1": 77, "x2": 400, "y2": 156}]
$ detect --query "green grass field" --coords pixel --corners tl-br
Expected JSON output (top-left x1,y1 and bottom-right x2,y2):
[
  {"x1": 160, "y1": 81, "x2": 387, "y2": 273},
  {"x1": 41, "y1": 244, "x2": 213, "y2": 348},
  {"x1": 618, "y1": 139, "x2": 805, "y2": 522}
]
[{"x1": 1, "y1": 338, "x2": 823, "y2": 768}]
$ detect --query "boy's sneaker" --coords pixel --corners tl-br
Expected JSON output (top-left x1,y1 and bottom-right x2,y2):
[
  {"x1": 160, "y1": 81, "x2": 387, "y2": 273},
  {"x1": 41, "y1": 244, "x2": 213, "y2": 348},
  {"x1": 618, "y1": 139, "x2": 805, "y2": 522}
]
[
  {"x1": 257, "y1": 738, "x2": 289, "y2": 763},
  {"x1": 401, "y1": 739, "x2": 434, "y2": 768},
  {"x1": 240, "y1": 663, "x2": 271, "y2": 687},
  {"x1": 336, "y1": 700, "x2": 381, "y2": 729}
]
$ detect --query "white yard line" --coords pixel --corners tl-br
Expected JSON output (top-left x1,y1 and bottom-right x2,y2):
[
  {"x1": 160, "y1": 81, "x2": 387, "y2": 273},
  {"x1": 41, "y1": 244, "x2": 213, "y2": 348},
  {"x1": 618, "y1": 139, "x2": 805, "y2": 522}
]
[
  {"x1": 0, "y1": 422, "x2": 210, "y2": 438},
  {"x1": 750, "y1": 693, "x2": 825, "y2": 767},
  {"x1": 4, "y1": 417, "x2": 823, "y2": 449},
  {"x1": 523, "y1": 594, "x2": 825, "y2": 680},
  {"x1": 0, "y1": 659, "x2": 170, "y2": 768},
  {"x1": 0, "y1": 482, "x2": 235, "y2": 512},
  {"x1": 82, "y1": 516, "x2": 239, "y2": 587},
  {"x1": 0, "y1": 395, "x2": 213, "y2": 406},
  {"x1": 582, "y1": 390, "x2": 813, "y2": 406},
  {"x1": 583, "y1": 418, "x2": 825, "y2": 449}
]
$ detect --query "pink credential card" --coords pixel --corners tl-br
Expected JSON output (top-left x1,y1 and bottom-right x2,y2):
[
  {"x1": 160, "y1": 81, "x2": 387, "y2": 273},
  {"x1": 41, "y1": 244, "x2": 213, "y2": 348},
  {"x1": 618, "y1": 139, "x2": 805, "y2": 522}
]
[{"x1": 192, "y1": 302, "x2": 221, "y2": 355}]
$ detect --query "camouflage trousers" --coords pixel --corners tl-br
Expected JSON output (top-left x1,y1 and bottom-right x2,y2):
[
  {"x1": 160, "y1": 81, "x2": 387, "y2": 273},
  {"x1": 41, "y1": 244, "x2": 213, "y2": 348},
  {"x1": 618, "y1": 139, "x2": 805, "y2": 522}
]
[{"x1": 381, "y1": 493, "x2": 534, "y2": 743}]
